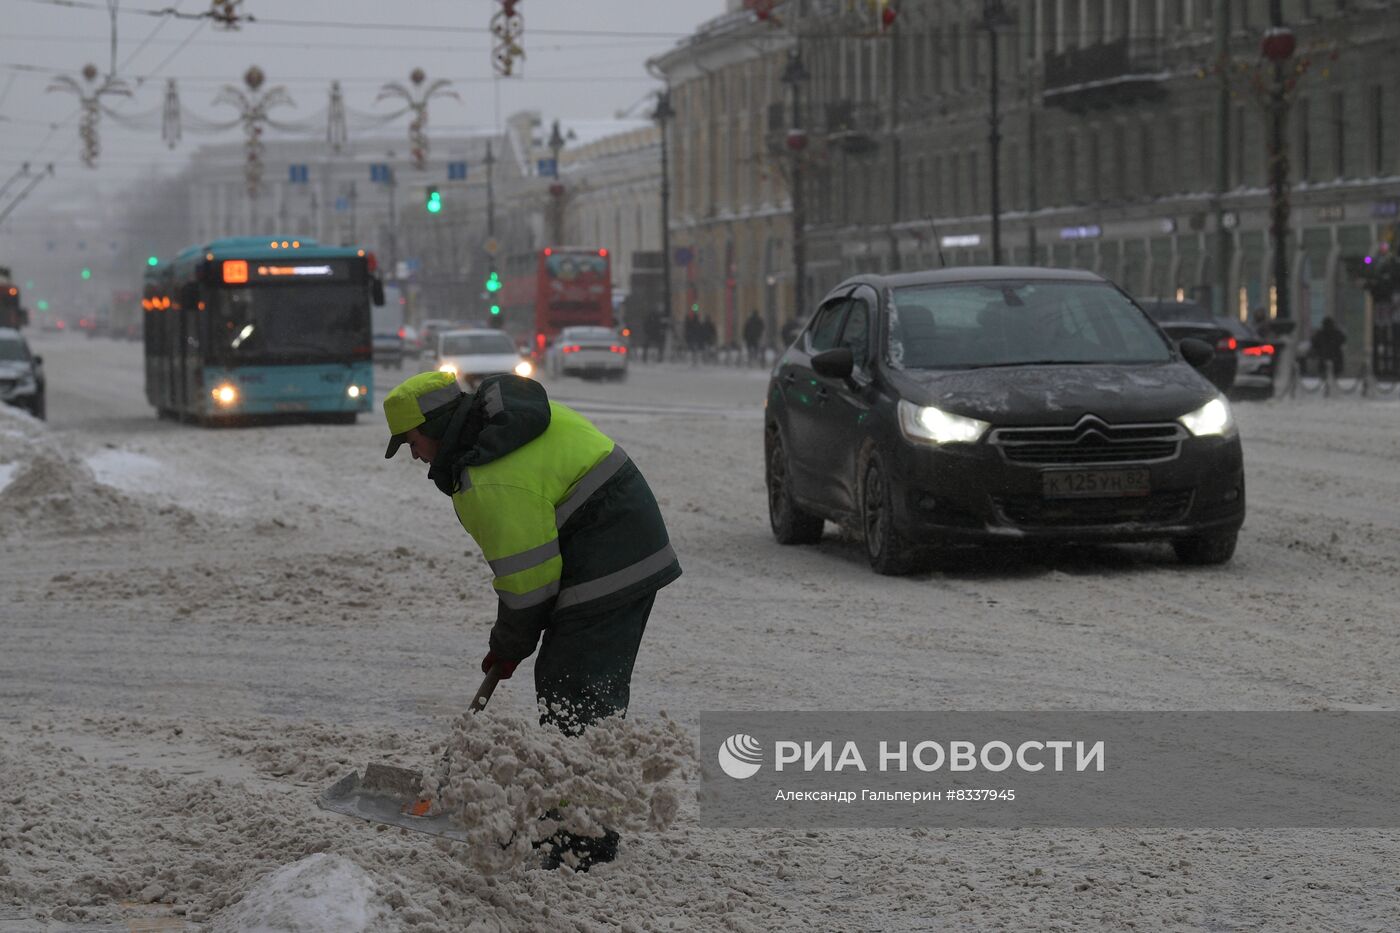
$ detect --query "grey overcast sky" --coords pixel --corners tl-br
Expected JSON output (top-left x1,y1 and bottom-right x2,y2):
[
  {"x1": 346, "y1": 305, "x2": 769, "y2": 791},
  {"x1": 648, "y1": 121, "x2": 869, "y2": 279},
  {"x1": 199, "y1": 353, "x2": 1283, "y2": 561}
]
[{"x1": 0, "y1": 0, "x2": 721, "y2": 186}]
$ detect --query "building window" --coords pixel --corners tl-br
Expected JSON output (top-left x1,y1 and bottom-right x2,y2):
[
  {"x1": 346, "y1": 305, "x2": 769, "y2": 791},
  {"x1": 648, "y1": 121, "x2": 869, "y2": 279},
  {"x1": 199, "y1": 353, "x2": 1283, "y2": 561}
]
[
  {"x1": 969, "y1": 151, "x2": 980, "y2": 216},
  {"x1": 1197, "y1": 110, "x2": 1211, "y2": 188},
  {"x1": 1087, "y1": 130, "x2": 1101, "y2": 202},
  {"x1": 1114, "y1": 123, "x2": 1128, "y2": 200},
  {"x1": 1370, "y1": 86, "x2": 1384, "y2": 176},
  {"x1": 1141, "y1": 123, "x2": 1154, "y2": 195},
  {"x1": 968, "y1": 17, "x2": 980, "y2": 88},
  {"x1": 1066, "y1": 134, "x2": 1078, "y2": 203},
  {"x1": 1332, "y1": 91, "x2": 1346, "y2": 178},
  {"x1": 1297, "y1": 96, "x2": 1312, "y2": 182},
  {"x1": 1234, "y1": 104, "x2": 1246, "y2": 188}
]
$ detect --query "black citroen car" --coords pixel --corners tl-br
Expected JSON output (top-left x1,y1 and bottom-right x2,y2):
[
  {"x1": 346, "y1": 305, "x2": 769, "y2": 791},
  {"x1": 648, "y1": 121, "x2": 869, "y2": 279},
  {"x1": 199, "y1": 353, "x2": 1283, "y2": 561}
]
[{"x1": 764, "y1": 267, "x2": 1245, "y2": 574}]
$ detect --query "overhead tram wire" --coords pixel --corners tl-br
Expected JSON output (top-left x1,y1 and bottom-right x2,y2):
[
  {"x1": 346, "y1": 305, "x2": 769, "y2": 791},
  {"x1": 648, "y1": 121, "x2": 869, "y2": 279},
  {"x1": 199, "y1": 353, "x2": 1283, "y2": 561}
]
[{"x1": 12, "y1": 0, "x2": 690, "y2": 39}]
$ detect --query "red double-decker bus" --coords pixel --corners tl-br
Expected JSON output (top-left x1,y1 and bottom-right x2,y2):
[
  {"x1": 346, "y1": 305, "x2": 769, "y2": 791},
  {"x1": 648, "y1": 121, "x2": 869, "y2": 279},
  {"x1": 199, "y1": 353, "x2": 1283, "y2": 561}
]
[{"x1": 497, "y1": 246, "x2": 612, "y2": 356}]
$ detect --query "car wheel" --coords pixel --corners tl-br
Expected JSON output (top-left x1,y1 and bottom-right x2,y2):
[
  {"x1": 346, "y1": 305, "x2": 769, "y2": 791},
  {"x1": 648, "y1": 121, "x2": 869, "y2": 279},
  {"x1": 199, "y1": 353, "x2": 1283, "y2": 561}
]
[
  {"x1": 1172, "y1": 529, "x2": 1238, "y2": 566},
  {"x1": 861, "y1": 450, "x2": 924, "y2": 575},
  {"x1": 766, "y1": 428, "x2": 823, "y2": 545}
]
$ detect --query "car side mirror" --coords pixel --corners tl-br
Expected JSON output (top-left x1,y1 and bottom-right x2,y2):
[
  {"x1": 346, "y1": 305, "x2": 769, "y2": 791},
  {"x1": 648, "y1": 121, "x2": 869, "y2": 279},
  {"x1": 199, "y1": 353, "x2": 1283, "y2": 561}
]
[
  {"x1": 32, "y1": 354, "x2": 42, "y2": 365},
  {"x1": 371, "y1": 278, "x2": 386, "y2": 307},
  {"x1": 811, "y1": 346, "x2": 854, "y2": 380},
  {"x1": 1178, "y1": 337, "x2": 1214, "y2": 369}
]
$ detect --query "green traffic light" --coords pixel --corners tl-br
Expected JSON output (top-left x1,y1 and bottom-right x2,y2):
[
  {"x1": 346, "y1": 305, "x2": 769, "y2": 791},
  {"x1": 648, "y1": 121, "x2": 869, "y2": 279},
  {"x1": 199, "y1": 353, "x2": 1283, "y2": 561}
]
[
  {"x1": 37, "y1": 300, "x2": 48, "y2": 311},
  {"x1": 485, "y1": 271, "x2": 501, "y2": 293},
  {"x1": 489, "y1": 304, "x2": 501, "y2": 315},
  {"x1": 147, "y1": 256, "x2": 159, "y2": 267},
  {"x1": 81, "y1": 268, "x2": 92, "y2": 279},
  {"x1": 426, "y1": 188, "x2": 442, "y2": 213}
]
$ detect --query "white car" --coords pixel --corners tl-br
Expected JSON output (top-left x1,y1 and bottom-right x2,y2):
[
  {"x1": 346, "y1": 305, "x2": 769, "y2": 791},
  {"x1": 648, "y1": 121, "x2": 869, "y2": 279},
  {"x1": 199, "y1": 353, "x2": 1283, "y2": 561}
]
[
  {"x1": 547, "y1": 326, "x2": 629, "y2": 381},
  {"x1": 435, "y1": 329, "x2": 534, "y2": 388}
]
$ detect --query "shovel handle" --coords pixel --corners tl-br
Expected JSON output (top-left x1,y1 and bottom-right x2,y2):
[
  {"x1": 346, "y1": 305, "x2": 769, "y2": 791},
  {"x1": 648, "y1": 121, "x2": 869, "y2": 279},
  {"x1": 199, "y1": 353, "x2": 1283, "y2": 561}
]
[{"x1": 469, "y1": 662, "x2": 506, "y2": 713}]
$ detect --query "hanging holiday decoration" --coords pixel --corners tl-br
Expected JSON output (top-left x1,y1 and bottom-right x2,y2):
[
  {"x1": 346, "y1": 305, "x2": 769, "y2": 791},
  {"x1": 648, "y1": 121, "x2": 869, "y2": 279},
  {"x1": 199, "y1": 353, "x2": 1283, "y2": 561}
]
[
  {"x1": 213, "y1": 66, "x2": 294, "y2": 197},
  {"x1": 209, "y1": 0, "x2": 253, "y2": 30},
  {"x1": 491, "y1": 0, "x2": 525, "y2": 76},
  {"x1": 327, "y1": 80, "x2": 348, "y2": 153},
  {"x1": 376, "y1": 69, "x2": 458, "y2": 171},
  {"x1": 46, "y1": 63, "x2": 133, "y2": 168},
  {"x1": 161, "y1": 78, "x2": 182, "y2": 149}
]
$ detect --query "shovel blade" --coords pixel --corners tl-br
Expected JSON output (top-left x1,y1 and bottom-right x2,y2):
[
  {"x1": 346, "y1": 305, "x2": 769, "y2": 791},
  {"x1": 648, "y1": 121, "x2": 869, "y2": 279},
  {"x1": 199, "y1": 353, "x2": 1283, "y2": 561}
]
[{"x1": 319, "y1": 764, "x2": 470, "y2": 843}]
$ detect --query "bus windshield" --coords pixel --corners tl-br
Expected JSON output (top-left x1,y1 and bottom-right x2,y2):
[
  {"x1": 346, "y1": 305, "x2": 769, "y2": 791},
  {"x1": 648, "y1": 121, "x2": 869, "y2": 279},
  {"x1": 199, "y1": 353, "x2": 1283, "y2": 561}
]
[{"x1": 208, "y1": 283, "x2": 370, "y2": 364}]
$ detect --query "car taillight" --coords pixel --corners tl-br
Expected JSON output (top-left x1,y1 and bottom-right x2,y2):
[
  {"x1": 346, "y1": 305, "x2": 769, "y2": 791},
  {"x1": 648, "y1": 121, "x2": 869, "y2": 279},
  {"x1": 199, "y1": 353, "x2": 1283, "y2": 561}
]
[
  {"x1": 562, "y1": 345, "x2": 580, "y2": 354},
  {"x1": 1216, "y1": 336, "x2": 1238, "y2": 351},
  {"x1": 610, "y1": 345, "x2": 627, "y2": 354},
  {"x1": 397, "y1": 327, "x2": 405, "y2": 338},
  {"x1": 1242, "y1": 344, "x2": 1275, "y2": 356}
]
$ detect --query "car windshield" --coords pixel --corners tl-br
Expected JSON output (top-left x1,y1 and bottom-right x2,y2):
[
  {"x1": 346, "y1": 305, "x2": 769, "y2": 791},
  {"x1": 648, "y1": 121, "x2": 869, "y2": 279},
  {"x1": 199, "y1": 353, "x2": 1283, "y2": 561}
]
[
  {"x1": 0, "y1": 338, "x2": 27, "y2": 361},
  {"x1": 888, "y1": 280, "x2": 1173, "y2": 370},
  {"x1": 441, "y1": 333, "x2": 516, "y2": 355},
  {"x1": 1142, "y1": 300, "x2": 1213, "y2": 323}
]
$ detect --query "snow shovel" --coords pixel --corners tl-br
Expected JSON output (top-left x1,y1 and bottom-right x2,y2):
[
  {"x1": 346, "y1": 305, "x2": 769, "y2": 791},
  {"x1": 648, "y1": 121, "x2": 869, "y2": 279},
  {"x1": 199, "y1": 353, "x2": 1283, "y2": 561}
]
[{"x1": 316, "y1": 662, "x2": 505, "y2": 842}]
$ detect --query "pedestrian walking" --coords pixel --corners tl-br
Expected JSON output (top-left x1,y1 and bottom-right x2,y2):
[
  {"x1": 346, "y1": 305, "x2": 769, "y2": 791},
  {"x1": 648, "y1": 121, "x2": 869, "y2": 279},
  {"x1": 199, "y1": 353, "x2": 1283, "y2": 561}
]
[
  {"x1": 743, "y1": 310, "x2": 765, "y2": 366},
  {"x1": 1310, "y1": 317, "x2": 1346, "y2": 378},
  {"x1": 383, "y1": 371, "x2": 681, "y2": 869}
]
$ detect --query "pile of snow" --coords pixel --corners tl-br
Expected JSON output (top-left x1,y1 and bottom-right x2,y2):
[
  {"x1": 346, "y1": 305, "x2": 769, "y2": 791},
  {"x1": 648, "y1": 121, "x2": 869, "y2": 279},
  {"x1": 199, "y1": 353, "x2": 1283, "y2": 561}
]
[
  {"x1": 423, "y1": 709, "x2": 694, "y2": 873},
  {"x1": 212, "y1": 854, "x2": 391, "y2": 933},
  {"x1": 0, "y1": 401, "x2": 197, "y2": 537}
]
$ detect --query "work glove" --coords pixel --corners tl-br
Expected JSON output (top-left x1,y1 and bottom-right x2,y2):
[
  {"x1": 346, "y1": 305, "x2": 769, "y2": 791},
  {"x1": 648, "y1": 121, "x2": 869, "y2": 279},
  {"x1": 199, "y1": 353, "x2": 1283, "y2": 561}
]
[{"x1": 482, "y1": 651, "x2": 519, "y2": 679}]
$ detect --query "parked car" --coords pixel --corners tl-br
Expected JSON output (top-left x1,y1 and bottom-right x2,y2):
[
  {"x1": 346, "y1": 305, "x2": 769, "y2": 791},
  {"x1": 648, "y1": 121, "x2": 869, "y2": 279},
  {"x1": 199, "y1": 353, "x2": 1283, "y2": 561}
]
[
  {"x1": 1216, "y1": 317, "x2": 1276, "y2": 398},
  {"x1": 1136, "y1": 298, "x2": 1239, "y2": 393},
  {"x1": 765, "y1": 267, "x2": 1245, "y2": 574},
  {"x1": 435, "y1": 328, "x2": 534, "y2": 388},
  {"x1": 420, "y1": 318, "x2": 459, "y2": 350},
  {"x1": 546, "y1": 326, "x2": 629, "y2": 381},
  {"x1": 0, "y1": 327, "x2": 45, "y2": 419}
]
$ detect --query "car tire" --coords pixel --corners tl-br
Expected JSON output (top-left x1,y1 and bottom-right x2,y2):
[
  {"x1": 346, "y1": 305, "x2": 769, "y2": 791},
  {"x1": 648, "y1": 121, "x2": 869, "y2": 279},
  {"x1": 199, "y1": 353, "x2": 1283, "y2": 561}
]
[
  {"x1": 861, "y1": 449, "x2": 925, "y2": 575},
  {"x1": 1172, "y1": 530, "x2": 1238, "y2": 566},
  {"x1": 766, "y1": 428, "x2": 823, "y2": 545}
]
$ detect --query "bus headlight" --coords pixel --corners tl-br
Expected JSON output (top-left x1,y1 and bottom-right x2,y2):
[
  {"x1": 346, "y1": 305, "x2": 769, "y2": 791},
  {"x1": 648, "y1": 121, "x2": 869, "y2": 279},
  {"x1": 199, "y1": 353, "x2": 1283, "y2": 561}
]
[
  {"x1": 514, "y1": 360, "x2": 534, "y2": 378},
  {"x1": 212, "y1": 383, "x2": 239, "y2": 407},
  {"x1": 347, "y1": 384, "x2": 364, "y2": 399}
]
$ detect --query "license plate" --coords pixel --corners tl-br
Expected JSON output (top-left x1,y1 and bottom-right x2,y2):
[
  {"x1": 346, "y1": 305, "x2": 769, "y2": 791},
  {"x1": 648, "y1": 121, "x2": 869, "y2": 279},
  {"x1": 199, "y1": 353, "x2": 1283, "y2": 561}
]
[
  {"x1": 1042, "y1": 468, "x2": 1150, "y2": 498},
  {"x1": 274, "y1": 401, "x2": 309, "y2": 412}
]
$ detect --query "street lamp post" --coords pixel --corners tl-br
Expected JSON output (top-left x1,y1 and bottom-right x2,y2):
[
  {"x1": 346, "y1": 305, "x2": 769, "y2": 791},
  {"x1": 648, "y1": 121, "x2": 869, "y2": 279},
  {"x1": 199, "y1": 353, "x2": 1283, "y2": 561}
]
[
  {"x1": 981, "y1": 0, "x2": 1012, "y2": 266},
  {"x1": 547, "y1": 119, "x2": 567, "y2": 245},
  {"x1": 782, "y1": 49, "x2": 810, "y2": 322},
  {"x1": 652, "y1": 89, "x2": 675, "y2": 343},
  {"x1": 1263, "y1": 1, "x2": 1295, "y2": 323}
]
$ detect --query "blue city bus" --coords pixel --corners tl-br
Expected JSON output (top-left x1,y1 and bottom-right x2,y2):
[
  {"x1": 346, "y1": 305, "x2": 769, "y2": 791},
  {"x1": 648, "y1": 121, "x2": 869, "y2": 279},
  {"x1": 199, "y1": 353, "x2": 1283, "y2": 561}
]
[{"x1": 143, "y1": 236, "x2": 384, "y2": 424}]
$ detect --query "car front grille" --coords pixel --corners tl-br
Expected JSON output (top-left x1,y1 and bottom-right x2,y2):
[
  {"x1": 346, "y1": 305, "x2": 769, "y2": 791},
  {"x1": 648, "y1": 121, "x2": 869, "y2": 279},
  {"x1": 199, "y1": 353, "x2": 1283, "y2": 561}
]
[
  {"x1": 990, "y1": 417, "x2": 1185, "y2": 466},
  {"x1": 992, "y1": 490, "x2": 1195, "y2": 528}
]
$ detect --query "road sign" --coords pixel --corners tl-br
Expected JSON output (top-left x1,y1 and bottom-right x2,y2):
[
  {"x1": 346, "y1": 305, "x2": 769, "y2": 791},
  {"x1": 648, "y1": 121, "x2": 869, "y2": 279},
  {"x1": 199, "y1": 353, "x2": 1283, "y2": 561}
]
[
  {"x1": 448, "y1": 161, "x2": 468, "y2": 180},
  {"x1": 370, "y1": 163, "x2": 392, "y2": 184},
  {"x1": 537, "y1": 158, "x2": 557, "y2": 178},
  {"x1": 288, "y1": 164, "x2": 309, "y2": 184}
]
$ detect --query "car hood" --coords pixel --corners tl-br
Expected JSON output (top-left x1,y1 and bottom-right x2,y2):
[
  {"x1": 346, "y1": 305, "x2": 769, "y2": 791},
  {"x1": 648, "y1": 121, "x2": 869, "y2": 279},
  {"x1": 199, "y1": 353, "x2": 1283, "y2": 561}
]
[
  {"x1": 440, "y1": 352, "x2": 521, "y2": 372},
  {"x1": 890, "y1": 362, "x2": 1217, "y2": 425}
]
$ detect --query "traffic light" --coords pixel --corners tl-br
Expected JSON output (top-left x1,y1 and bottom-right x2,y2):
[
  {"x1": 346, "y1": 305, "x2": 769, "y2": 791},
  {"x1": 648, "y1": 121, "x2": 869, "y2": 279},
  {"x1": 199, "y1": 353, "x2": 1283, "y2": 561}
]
[
  {"x1": 147, "y1": 256, "x2": 159, "y2": 267},
  {"x1": 80, "y1": 267, "x2": 92, "y2": 280},
  {"x1": 485, "y1": 269, "x2": 501, "y2": 293},
  {"x1": 425, "y1": 186, "x2": 442, "y2": 214},
  {"x1": 489, "y1": 304, "x2": 502, "y2": 327}
]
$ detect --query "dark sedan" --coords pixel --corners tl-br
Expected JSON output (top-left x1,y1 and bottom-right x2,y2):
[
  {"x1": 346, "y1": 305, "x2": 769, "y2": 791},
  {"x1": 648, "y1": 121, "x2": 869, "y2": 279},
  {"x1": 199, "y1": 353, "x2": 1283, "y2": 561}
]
[
  {"x1": 765, "y1": 268, "x2": 1245, "y2": 574},
  {"x1": 1136, "y1": 298, "x2": 1239, "y2": 393}
]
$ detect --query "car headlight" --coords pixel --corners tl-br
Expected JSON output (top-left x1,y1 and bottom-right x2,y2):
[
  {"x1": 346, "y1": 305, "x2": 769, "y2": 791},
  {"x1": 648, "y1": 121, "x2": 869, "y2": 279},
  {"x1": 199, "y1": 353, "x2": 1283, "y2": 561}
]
[
  {"x1": 897, "y1": 399, "x2": 990, "y2": 445},
  {"x1": 1178, "y1": 396, "x2": 1235, "y2": 437},
  {"x1": 514, "y1": 360, "x2": 534, "y2": 378},
  {"x1": 438, "y1": 363, "x2": 458, "y2": 376}
]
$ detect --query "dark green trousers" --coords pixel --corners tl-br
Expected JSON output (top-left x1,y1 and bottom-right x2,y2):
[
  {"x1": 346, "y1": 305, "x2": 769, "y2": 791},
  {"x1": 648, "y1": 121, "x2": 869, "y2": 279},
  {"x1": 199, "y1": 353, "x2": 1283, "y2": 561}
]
[{"x1": 534, "y1": 591, "x2": 655, "y2": 735}]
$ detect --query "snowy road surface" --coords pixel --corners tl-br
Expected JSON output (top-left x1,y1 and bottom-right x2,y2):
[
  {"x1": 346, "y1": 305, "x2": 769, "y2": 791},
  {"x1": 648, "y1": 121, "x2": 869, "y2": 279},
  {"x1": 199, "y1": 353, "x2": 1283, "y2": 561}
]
[{"x1": 2, "y1": 333, "x2": 1399, "y2": 931}]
